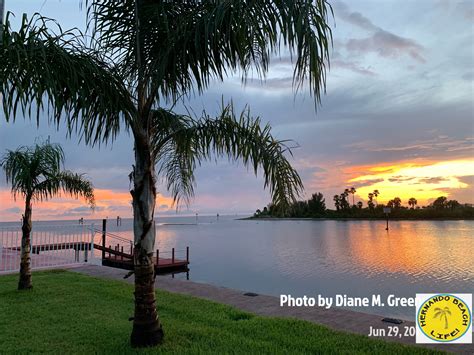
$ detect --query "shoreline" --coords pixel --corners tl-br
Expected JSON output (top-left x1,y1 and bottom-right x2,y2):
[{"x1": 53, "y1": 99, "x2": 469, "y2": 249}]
[
  {"x1": 72, "y1": 264, "x2": 472, "y2": 353},
  {"x1": 239, "y1": 216, "x2": 474, "y2": 221}
]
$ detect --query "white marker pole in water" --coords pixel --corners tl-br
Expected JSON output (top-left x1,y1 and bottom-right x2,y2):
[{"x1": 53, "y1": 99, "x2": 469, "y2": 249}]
[{"x1": 383, "y1": 207, "x2": 391, "y2": 230}]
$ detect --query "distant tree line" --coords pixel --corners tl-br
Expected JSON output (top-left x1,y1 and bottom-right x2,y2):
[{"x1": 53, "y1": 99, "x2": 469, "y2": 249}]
[{"x1": 254, "y1": 188, "x2": 474, "y2": 219}]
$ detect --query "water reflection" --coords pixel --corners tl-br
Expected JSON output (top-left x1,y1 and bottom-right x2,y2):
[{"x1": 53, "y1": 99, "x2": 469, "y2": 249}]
[{"x1": 11, "y1": 217, "x2": 472, "y2": 319}]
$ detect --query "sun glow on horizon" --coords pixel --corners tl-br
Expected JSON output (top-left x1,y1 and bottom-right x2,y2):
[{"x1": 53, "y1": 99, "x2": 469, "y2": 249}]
[
  {"x1": 0, "y1": 188, "x2": 175, "y2": 222},
  {"x1": 349, "y1": 159, "x2": 474, "y2": 205}
]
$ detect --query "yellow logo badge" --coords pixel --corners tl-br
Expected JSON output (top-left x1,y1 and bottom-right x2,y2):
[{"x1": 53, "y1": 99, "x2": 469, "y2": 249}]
[{"x1": 416, "y1": 294, "x2": 472, "y2": 344}]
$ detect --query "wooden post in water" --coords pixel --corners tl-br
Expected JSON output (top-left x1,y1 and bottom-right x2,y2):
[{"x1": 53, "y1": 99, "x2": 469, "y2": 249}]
[
  {"x1": 101, "y1": 219, "x2": 107, "y2": 261},
  {"x1": 186, "y1": 246, "x2": 189, "y2": 264},
  {"x1": 383, "y1": 207, "x2": 391, "y2": 231},
  {"x1": 172, "y1": 248, "x2": 175, "y2": 264},
  {"x1": 156, "y1": 249, "x2": 159, "y2": 266},
  {"x1": 121, "y1": 246, "x2": 124, "y2": 260}
]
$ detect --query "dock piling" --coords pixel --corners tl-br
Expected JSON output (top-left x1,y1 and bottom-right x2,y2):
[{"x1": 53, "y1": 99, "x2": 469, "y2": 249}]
[{"x1": 101, "y1": 219, "x2": 106, "y2": 261}]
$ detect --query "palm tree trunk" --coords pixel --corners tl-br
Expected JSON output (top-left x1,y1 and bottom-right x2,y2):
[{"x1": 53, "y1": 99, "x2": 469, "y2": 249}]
[
  {"x1": 18, "y1": 195, "x2": 33, "y2": 290},
  {"x1": 130, "y1": 135, "x2": 164, "y2": 347}
]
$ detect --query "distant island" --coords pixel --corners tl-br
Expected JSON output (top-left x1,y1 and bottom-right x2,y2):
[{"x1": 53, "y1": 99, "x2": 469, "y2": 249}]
[{"x1": 250, "y1": 189, "x2": 474, "y2": 220}]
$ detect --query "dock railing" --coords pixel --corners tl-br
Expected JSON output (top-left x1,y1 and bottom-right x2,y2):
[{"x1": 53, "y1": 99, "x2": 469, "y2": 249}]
[
  {"x1": 0, "y1": 224, "x2": 94, "y2": 274},
  {"x1": 1, "y1": 220, "x2": 190, "y2": 274}
]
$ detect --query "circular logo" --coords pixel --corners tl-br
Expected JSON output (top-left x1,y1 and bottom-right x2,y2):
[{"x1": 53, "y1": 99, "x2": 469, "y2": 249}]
[{"x1": 417, "y1": 294, "x2": 471, "y2": 342}]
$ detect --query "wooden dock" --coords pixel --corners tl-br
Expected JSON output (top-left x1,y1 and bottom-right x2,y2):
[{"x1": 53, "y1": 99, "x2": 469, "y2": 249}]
[
  {"x1": 95, "y1": 219, "x2": 189, "y2": 274},
  {"x1": 98, "y1": 244, "x2": 189, "y2": 274},
  {"x1": 2, "y1": 242, "x2": 189, "y2": 274},
  {"x1": 1, "y1": 220, "x2": 190, "y2": 275}
]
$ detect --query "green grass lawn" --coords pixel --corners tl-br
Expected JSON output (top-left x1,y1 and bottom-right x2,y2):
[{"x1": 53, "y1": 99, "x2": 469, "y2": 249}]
[{"x1": 0, "y1": 270, "x2": 440, "y2": 354}]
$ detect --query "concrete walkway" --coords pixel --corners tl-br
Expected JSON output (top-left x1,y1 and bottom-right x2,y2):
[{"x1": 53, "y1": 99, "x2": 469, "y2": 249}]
[{"x1": 72, "y1": 265, "x2": 472, "y2": 354}]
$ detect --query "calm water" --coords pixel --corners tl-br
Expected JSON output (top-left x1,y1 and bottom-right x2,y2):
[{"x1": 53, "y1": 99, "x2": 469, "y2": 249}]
[{"x1": 2, "y1": 216, "x2": 473, "y2": 320}]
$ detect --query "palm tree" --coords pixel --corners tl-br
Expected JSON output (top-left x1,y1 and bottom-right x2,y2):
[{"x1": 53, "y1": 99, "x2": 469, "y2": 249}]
[
  {"x1": 333, "y1": 195, "x2": 341, "y2": 211},
  {"x1": 408, "y1": 197, "x2": 417, "y2": 209},
  {"x1": 367, "y1": 193, "x2": 374, "y2": 210},
  {"x1": 373, "y1": 189, "x2": 380, "y2": 205},
  {"x1": 340, "y1": 192, "x2": 349, "y2": 210},
  {"x1": 434, "y1": 307, "x2": 451, "y2": 329},
  {"x1": 349, "y1": 187, "x2": 356, "y2": 206},
  {"x1": 393, "y1": 197, "x2": 402, "y2": 208},
  {"x1": 433, "y1": 196, "x2": 448, "y2": 209},
  {"x1": 1, "y1": 1, "x2": 333, "y2": 347},
  {"x1": 446, "y1": 199, "x2": 460, "y2": 210},
  {"x1": 0, "y1": 140, "x2": 94, "y2": 290},
  {"x1": 357, "y1": 201, "x2": 363, "y2": 209}
]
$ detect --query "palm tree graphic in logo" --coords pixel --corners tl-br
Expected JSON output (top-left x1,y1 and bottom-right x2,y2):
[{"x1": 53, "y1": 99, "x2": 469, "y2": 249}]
[{"x1": 434, "y1": 307, "x2": 452, "y2": 329}]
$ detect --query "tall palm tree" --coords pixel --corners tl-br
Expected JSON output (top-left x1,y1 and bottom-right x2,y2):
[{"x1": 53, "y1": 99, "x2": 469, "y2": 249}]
[
  {"x1": 373, "y1": 189, "x2": 380, "y2": 205},
  {"x1": 408, "y1": 197, "x2": 417, "y2": 209},
  {"x1": 0, "y1": 140, "x2": 94, "y2": 290},
  {"x1": 349, "y1": 186, "x2": 356, "y2": 206},
  {"x1": 0, "y1": 1, "x2": 332, "y2": 347}
]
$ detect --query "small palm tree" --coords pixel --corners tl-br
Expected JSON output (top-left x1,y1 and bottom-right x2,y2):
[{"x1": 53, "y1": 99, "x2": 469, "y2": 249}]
[
  {"x1": 357, "y1": 201, "x2": 363, "y2": 209},
  {"x1": 333, "y1": 195, "x2": 340, "y2": 211},
  {"x1": 434, "y1": 307, "x2": 451, "y2": 329},
  {"x1": 367, "y1": 193, "x2": 374, "y2": 210},
  {"x1": 1, "y1": 140, "x2": 94, "y2": 290},
  {"x1": 393, "y1": 197, "x2": 402, "y2": 208},
  {"x1": 408, "y1": 197, "x2": 417, "y2": 209}
]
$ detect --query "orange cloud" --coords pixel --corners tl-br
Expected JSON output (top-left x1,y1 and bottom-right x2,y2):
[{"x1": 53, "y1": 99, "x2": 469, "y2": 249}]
[
  {"x1": 0, "y1": 188, "x2": 174, "y2": 222},
  {"x1": 348, "y1": 159, "x2": 474, "y2": 205}
]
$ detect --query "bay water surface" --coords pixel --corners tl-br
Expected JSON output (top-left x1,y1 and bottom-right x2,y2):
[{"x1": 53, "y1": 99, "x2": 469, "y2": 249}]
[{"x1": 2, "y1": 216, "x2": 472, "y2": 320}]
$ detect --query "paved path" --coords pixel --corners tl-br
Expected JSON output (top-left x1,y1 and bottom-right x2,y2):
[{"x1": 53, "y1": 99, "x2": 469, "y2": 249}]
[{"x1": 72, "y1": 265, "x2": 472, "y2": 354}]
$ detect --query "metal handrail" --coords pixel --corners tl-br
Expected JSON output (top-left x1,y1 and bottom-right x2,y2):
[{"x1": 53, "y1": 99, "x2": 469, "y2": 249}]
[{"x1": 93, "y1": 229, "x2": 132, "y2": 244}]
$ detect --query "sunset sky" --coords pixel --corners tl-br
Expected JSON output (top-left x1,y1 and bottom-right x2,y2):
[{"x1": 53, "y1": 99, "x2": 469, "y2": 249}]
[{"x1": 0, "y1": 0, "x2": 473, "y2": 221}]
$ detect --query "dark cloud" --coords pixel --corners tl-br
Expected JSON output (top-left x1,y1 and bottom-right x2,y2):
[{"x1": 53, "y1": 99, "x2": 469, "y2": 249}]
[
  {"x1": 456, "y1": 1, "x2": 474, "y2": 21},
  {"x1": 388, "y1": 176, "x2": 416, "y2": 183},
  {"x1": 2, "y1": 207, "x2": 22, "y2": 214},
  {"x1": 334, "y1": 1, "x2": 425, "y2": 63},
  {"x1": 351, "y1": 179, "x2": 385, "y2": 188},
  {"x1": 331, "y1": 60, "x2": 377, "y2": 76},
  {"x1": 345, "y1": 30, "x2": 425, "y2": 63},
  {"x1": 416, "y1": 177, "x2": 450, "y2": 184},
  {"x1": 462, "y1": 72, "x2": 473, "y2": 81},
  {"x1": 347, "y1": 136, "x2": 473, "y2": 156},
  {"x1": 456, "y1": 175, "x2": 474, "y2": 185},
  {"x1": 333, "y1": 1, "x2": 379, "y2": 31}
]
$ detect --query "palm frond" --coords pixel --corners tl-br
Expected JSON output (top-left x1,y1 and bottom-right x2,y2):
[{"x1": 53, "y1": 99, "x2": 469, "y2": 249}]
[
  {"x1": 150, "y1": 103, "x2": 303, "y2": 208},
  {"x1": 87, "y1": 0, "x2": 332, "y2": 105},
  {"x1": 33, "y1": 170, "x2": 95, "y2": 207},
  {"x1": 1, "y1": 147, "x2": 33, "y2": 198},
  {"x1": 0, "y1": 12, "x2": 135, "y2": 145}
]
